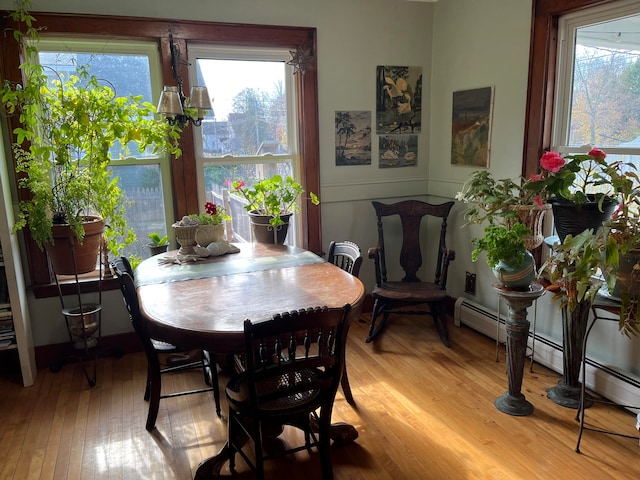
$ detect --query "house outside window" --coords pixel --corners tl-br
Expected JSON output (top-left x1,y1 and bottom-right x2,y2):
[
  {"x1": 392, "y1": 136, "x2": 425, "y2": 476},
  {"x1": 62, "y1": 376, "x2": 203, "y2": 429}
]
[{"x1": 189, "y1": 45, "x2": 304, "y2": 246}]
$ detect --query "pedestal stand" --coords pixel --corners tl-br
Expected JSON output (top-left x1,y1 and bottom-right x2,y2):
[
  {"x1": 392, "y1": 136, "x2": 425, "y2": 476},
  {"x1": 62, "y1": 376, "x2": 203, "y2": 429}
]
[
  {"x1": 492, "y1": 282, "x2": 545, "y2": 416},
  {"x1": 547, "y1": 301, "x2": 593, "y2": 409},
  {"x1": 50, "y1": 236, "x2": 106, "y2": 387}
]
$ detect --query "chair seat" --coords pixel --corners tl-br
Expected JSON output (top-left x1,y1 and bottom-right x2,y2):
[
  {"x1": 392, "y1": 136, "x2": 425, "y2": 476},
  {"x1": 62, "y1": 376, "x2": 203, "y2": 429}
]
[
  {"x1": 226, "y1": 368, "x2": 322, "y2": 412},
  {"x1": 372, "y1": 281, "x2": 448, "y2": 303}
]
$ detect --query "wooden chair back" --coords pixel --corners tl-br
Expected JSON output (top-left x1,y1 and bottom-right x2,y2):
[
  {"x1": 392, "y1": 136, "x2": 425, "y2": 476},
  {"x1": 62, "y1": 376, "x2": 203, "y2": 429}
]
[
  {"x1": 371, "y1": 199, "x2": 454, "y2": 285},
  {"x1": 327, "y1": 240, "x2": 363, "y2": 278}
]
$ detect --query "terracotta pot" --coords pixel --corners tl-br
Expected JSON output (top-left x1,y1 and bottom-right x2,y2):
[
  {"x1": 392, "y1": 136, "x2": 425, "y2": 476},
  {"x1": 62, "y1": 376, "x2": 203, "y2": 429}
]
[{"x1": 44, "y1": 216, "x2": 105, "y2": 275}]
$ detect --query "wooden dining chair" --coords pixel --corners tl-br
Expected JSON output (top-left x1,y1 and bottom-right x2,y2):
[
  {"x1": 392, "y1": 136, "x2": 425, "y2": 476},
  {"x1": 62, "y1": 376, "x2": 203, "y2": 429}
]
[
  {"x1": 327, "y1": 240, "x2": 362, "y2": 405},
  {"x1": 367, "y1": 200, "x2": 456, "y2": 347},
  {"x1": 111, "y1": 257, "x2": 221, "y2": 431},
  {"x1": 225, "y1": 304, "x2": 352, "y2": 480},
  {"x1": 327, "y1": 240, "x2": 363, "y2": 278}
]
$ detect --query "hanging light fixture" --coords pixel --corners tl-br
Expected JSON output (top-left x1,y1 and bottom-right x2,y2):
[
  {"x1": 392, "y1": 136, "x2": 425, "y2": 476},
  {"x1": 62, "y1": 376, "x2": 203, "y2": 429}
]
[{"x1": 157, "y1": 34, "x2": 212, "y2": 127}]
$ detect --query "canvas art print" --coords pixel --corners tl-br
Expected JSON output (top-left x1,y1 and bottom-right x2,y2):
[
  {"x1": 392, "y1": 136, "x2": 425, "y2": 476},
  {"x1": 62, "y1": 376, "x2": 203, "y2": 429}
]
[
  {"x1": 376, "y1": 65, "x2": 422, "y2": 134},
  {"x1": 451, "y1": 86, "x2": 494, "y2": 167},
  {"x1": 379, "y1": 134, "x2": 418, "y2": 168},
  {"x1": 335, "y1": 111, "x2": 372, "y2": 166}
]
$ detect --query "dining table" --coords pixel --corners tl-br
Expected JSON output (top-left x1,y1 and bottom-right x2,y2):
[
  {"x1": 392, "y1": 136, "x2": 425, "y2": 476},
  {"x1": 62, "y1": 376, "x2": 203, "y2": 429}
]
[{"x1": 134, "y1": 242, "x2": 365, "y2": 478}]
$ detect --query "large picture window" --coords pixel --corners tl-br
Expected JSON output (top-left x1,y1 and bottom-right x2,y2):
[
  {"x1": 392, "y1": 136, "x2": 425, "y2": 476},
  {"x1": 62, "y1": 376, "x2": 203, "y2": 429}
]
[
  {"x1": 553, "y1": 0, "x2": 640, "y2": 166},
  {"x1": 0, "y1": 12, "x2": 320, "y2": 293}
]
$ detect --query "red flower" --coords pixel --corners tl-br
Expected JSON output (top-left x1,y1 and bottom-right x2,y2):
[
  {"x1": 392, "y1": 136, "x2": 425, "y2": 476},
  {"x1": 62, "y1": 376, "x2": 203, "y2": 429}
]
[
  {"x1": 205, "y1": 202, "x2": 217, "y2": 215},
  {"x1": 533, "y1": 195, "x2": 543, "y2": 207},
  {"x1": 540, "y1": 152, "x2": 565, "y2": 173},
  {"x1": 234, "y1": 180, "x2": 245, "y2": 190},
  {"x1": 588, "y1": 147, "x2": 606, "y2": 159}
]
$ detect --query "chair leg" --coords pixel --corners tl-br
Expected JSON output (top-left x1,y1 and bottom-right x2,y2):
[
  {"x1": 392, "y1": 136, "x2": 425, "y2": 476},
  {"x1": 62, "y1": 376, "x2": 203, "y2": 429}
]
[
  {"x1": 340, "y1": 365, "x2": 355, "y2": 405},
  {"x1": 145, "y1": 353, "x2": 163, "y2": 431},
  {"x1": 203, "y1": 351, "x2": 222, "y2": 417},
  {"x1": 430, "y1": 302, "x2": 451, "y2": 348},
  {"x1": 366, "y1": 299, "x2": 388, "y2": 342},
  {"x1": 317, "y1": 409, "x2": 334, "y2": 480}
]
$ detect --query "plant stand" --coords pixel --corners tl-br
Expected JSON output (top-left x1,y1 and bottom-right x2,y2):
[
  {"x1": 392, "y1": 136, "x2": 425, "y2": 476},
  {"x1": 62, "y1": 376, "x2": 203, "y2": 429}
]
[
  {"x1": 50, "y1": 235, "x2": 106, "y2": 387},
  {"x1": 547, "y1": 301, "x2": 593, "y2": 409},
  {"x1": 492, "y1": 282, "x2": 545, "y2": 416}
]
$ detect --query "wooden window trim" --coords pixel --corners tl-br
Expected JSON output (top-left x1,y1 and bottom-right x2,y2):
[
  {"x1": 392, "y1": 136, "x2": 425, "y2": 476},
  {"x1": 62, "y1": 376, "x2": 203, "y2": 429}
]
[
  {"x1": 523, "y1": 0, "x2": 618, "y2": 178},
  {"x1": 0, "y1": 12, "x2": 320, "y2": 296}
]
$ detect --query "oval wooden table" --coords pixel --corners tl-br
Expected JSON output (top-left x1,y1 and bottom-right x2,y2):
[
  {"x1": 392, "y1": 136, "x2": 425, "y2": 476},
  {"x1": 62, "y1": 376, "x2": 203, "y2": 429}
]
[{"x1": 135, "y1": 243, "x2": 365, "y2": 479}]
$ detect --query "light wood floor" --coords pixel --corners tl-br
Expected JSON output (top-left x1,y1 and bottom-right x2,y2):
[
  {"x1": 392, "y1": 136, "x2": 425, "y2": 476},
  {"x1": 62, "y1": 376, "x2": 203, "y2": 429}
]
[{"x1": 1, "y1": 314, "x2": 639, "y2": 480}]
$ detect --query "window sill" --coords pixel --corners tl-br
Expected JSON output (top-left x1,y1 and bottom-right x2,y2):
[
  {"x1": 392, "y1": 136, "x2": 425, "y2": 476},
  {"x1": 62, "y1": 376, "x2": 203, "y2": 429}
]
[{"x1": 33, "y1": 276, "x2": 120, "y2": 299}]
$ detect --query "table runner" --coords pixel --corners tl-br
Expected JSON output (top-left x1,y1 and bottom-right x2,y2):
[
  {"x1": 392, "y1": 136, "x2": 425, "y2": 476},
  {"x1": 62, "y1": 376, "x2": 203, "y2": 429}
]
[{"x1": 134, "y1": 249, "x2": 324, "y2": 287}]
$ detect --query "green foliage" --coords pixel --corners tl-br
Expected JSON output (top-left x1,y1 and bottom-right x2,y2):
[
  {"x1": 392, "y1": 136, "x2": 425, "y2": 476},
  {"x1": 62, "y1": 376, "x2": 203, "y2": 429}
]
[
  {"x1": 147, "y1": 232, "x2": 168, "y2": 246},
  {"x1": 456, "y1": 170, "x2": 539, "y2": 226},
  {"x1": 232, "y1": 175, "x2": 319, "y2": 226},
  {"x1": 471, "y1": 223, "x2": 531, "y2": 268},
  {"x1": 1, "y1": 1, "x2": 182, "y2": 256}
]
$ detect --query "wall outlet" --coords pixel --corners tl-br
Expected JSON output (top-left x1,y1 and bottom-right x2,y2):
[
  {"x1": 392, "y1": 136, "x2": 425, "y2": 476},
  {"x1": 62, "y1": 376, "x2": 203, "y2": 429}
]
[{"x1": 465, "y1": 272, "x2": 476, "y2": 295}]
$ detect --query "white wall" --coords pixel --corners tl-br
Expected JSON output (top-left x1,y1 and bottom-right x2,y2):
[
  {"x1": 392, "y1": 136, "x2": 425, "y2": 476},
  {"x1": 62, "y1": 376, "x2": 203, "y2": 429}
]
[{"x1": 0, "y1": 0, "x2": 437, "y2": 346}]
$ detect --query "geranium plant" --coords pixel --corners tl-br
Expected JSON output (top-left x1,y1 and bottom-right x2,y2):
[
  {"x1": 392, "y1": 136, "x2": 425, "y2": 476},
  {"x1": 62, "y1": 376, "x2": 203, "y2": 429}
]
[
  {"x1": 231, "y1": 175, "x2": 319, "y2": 226},
  {"x1": 524, "y1": 147, "x2": 618, "y2": 208},
  {"x1": 173, "y1": 202, "x2": 230, "y2": 227}
]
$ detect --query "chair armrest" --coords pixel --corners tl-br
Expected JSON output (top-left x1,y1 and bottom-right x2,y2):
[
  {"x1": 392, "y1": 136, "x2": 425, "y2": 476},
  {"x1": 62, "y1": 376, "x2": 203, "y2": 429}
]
[
  {"x1": 367, "y1": 246, "x2": 379, "y2": 259},
  {"x1": 440, "y1": 248, "x2": 456, "y2": 289}
]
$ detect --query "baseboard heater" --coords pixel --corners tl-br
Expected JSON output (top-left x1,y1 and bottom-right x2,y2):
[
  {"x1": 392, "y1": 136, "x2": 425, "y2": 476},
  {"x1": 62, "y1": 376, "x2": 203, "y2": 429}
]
[{"x1": 454, "y1": 297, "x2": 640, "y2": 412}]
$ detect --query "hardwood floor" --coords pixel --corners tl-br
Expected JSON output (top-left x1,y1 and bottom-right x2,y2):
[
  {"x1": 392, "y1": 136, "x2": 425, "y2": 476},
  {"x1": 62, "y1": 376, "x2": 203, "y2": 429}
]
[{"x1": 1, "y1": 314, "x2": 639, "y2": 479}]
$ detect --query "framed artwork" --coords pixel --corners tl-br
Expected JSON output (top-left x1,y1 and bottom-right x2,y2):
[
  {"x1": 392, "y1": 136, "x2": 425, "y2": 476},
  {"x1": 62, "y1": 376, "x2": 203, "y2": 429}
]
[
  {"x1": 376, "y1": 65, "x2": 422, "y2": 134},
  {"x1": 451, "y1": 86, "x2": 494, "y2": 167},
  {"x1": 379, "y1": 134, "x2": 418, "y2": 168},
  {"x1": 334, "y1": 111, "x2": 372, "y2": 166}
]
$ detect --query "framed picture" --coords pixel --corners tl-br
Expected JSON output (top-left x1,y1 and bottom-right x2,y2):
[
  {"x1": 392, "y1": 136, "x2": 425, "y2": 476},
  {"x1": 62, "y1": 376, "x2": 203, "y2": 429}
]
[
  {"x1": 334, "y1": 111, "x2": 372, "y2": 166},
  {"x1": 451, "y1": 86, "x2": 494, "y2": 167},
  {"x1": 376, "y1": 65, "x2": 422, "y2": 134},
  {"x1": 379, "y1": 134, "x2": 418, "y2": 168}
]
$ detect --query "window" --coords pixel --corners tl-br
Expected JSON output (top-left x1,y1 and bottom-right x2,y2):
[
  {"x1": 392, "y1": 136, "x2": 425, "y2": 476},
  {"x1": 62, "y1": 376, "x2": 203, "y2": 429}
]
[
  {"x1": 189, "y1": 46, "x2": 303, "y2": 245},
  {"x1": 36, "y1": 38, "x2": 175, "y2": 262},
  {"x1": 1, "y1": 13, "x2": 320, "y2": 292},
  {"x1": 553, "y1": 0, "x2": 640, "y2": 168}
]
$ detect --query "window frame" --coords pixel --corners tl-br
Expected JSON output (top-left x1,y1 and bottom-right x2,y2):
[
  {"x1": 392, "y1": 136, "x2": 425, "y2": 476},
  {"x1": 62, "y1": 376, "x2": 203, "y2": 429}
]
[{"x1": 0, "y1": 12, "x2": 320, "y2": 297}]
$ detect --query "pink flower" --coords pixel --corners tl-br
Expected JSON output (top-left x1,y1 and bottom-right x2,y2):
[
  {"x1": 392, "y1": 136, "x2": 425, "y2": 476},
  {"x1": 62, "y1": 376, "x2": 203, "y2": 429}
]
[
  {"x1": 533, "y1": 196, "x2": 543, "y2": 207},
  {"x1": 588, "y1": 147, "x2": 606, "y2": 159},
  {"x1": 234, "y1": 180, "x2": 245, "y2": 190},
  {"x1": 529, "y1": 173, "x2": 543, "y2": 182},
  {"x1": 540, "y1": 152, "x2": 566, "y2": 173}
]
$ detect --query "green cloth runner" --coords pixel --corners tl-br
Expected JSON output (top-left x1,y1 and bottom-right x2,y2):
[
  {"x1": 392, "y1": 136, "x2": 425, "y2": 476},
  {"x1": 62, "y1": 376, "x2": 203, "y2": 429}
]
[{"x1": 134, "y1": 249, "x2": 324, "y2": 287}]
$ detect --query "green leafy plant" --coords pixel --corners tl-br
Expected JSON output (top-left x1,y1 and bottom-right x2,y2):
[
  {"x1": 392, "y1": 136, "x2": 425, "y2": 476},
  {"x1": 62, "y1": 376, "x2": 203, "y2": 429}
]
[
  {"x1": 231, "y1": 175, "x2": 319, "y2": 226},
  {"x1": 174, "y1": 202, "x2": 230, "y2": 227},
  {"x1": 148, "y1": 232, "x2": 169, "y2": 247},
  {"x1": 471, "y1": 223, "x2": 531, "y2": 268},
  {"x1": 1, "y1": 1, "x2": 182, "y2": 256},
  {"x1": 539, "y1": 229, "x2": 606, "y2": 315},
  {"x1": 456, "y1": 170, "x2": 543, "y2": 226}
]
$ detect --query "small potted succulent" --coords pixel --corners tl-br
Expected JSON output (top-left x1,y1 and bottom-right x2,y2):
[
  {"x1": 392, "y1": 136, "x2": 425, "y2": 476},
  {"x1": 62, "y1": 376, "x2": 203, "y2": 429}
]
[
  {"x1": 231, "y1": 175, "x2": 319, "y2": 244},
  {"x1": 147, "y1": 232, "x2": 169, "y2": 256}
]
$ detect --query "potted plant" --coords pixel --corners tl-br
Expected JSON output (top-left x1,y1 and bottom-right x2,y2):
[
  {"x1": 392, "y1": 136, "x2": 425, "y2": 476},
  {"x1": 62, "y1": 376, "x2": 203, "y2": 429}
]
[
  {"x1": 172, "y1": 202, "x2": 230, "y2": 254},
  {"x1": 471, "y1": 223, "x2": 535, "y2": 289},
  {"x1": 147, "y1": 232, "x2": 169, "y2": 256},
  {"x1": 600, "y1": 161, "x2": 640, "y2": 337},
  {"x1": 1, "y1": 2, "x2": 182, "y2": 274},
  {"x1": 538, "y1": 229, "x2": 606, "y2": 407},
  {"x1": 524, "y1": 147, "x2": 619, "y2": 242},
  {"x1": 457, "y1": 170, "x2": 550, "y2": 251},
  {"x1": 231, "y1": 175, "x2": 319, "y2": 244}
]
